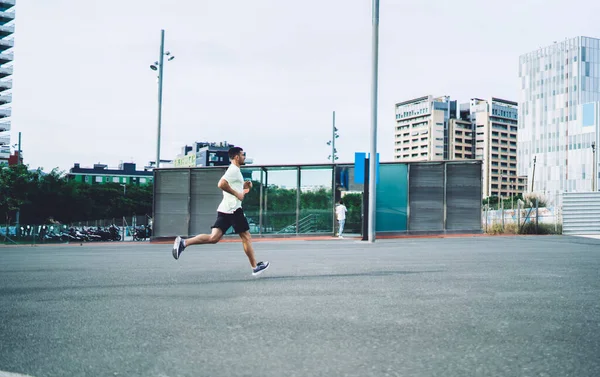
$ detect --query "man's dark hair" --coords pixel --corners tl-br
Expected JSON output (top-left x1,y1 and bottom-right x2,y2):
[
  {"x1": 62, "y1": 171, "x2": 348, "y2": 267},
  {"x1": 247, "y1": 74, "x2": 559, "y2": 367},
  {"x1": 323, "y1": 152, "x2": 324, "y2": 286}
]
[
  {"x1": 228, "y1": 147, "x2": 244, "y2": 160},
  {"x1": 339, "y1": 200, "x2": 344, "y2": 205}
]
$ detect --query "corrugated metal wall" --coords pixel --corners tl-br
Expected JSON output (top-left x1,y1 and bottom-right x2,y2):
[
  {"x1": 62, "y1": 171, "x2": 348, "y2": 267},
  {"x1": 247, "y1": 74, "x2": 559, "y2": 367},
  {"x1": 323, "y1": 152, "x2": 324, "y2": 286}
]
[
  {"x1": 562, "y1": 192, "x2": 600, "y2": 235},
  {"x1": 407, "y1": 162, "x2": 482, "y2": 233},
  {"x1": 408, "y1": 163, "x2": 444, "y2": 231},
  {"x1": 153, "y1": 169, "x2": 190, "y2": 238},
  {"x1": 445, "y1": 162, "x2": 482, "y2": 231}
]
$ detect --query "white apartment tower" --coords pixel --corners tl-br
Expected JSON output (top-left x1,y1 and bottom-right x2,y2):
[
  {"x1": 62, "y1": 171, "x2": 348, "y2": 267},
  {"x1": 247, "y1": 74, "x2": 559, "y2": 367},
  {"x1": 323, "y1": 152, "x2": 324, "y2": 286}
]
[
  {"x1": 0, "y1": 0, "x2": 13, "y2": 164},
  {"x1": 394, "y1": 95, "x2": 454, "y2": 162},
  {"x1": 472, "y1": 97, "x2": 525, "y2": 198},
  {"x1": 518, "y1": 36, "x2": 600, "y2": 194}
]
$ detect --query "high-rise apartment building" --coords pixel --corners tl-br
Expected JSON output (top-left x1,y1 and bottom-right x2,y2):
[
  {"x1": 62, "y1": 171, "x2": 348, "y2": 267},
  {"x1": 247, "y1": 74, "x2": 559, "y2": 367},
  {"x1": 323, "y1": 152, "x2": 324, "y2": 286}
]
[
  {"x1": 472, "y1": 97, "x2": 525, "y2": 198},
  {"x1": 518, "y1": 36, "x2": 600, "y2": 194},
  {"x1": 395, "y1": 95, "x2": 525, "y2": 198},
  {"x1": 0, "y1": 0, "x2": 13, "y2": 165},
  {"x1": 394, "y1": 95, "x2": 455, "y2": 162}
]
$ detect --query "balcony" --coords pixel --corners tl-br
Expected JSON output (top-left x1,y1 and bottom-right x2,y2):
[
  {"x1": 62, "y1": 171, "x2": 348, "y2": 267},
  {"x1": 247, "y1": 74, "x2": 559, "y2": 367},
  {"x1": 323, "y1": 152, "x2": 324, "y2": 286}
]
[
  {"x1": 0, "y1": 24, "x2": 14, "y2": 38},
  {"x1": 0, "y1": 134, "x2": 9, "y2": 145},
  {"x1": 0, "y1": 80, "x2": 10, "y2": 92},
  {"x1": 0, "y1": 51, "x2": 12, "y2": 65},
  {"x1": 0, "y1": 0, "x2": 15, "y2": 12},
  {"x1": 0, "y1": 38, "x2": 12, "y2": 51},
  {"x1": 0, "y1": 146, "x2": 9, "y2": 160},
  {"x1": 0, "y1": 108, "x2": 10, "y2": 118},
  {"x1": 0, "y1": 11, "x2": 15, "y2": 25},
  {"x1": 0, "y1": 120, "x2": 9, "y2": 131},
  {"x1": 0, "y1": 94, "x2": 10, "y2": 104},
  {"x1": 0, "y1": 65, "x2": 11, "y2": 78}
]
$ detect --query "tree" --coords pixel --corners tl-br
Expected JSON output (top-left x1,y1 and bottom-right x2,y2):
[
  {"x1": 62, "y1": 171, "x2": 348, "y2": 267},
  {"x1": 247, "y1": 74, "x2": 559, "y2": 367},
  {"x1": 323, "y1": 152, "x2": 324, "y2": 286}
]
[
  {"x1": 0, "y1": 165, "x2": 38, "y2": 229},
  {"x1": 1, "y1": 165, "x2": 154, "y2": 226}
]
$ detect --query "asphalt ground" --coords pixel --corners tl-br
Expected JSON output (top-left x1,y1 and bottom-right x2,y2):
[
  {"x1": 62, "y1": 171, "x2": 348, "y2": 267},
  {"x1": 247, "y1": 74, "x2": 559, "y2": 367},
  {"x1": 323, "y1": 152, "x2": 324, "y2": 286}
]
[{"x1": 1, "y1": 235, "x2": 599, "y2": 377}]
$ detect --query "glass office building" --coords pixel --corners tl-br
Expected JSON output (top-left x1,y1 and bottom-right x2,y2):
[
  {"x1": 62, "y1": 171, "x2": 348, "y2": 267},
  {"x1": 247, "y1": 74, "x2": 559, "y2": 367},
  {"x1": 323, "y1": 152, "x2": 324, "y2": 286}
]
[{"x1": 518, "y1": 36, "x2": 600, "y2": 194}]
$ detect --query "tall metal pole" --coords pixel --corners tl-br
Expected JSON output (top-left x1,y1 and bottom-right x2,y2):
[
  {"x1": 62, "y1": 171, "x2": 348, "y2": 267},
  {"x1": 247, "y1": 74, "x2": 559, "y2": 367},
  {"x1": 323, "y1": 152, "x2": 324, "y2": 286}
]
[
  {"x1": 15, "y1": 131, "x2": 21, "y2": 228},
  {"x1": 592, "y1": 142, "x2": 597, "y2": 192},
  {"x1": 368, "y1": 0, "x2": 380, "y2": 243},
  {"x1": 331, "y1": 111, "x2": 337, "y2": 235},
  {"x1": 155, "y1": 29, "x2": 165, "y2": 169},
  {"x1": 17, "y1": 131, "x2": 21, "y2": 165},
  {"x1": 531, "y1": 155, "x2": 536, "y2": 192},
  {"x1": 332, "y1": 111, "x2": 336, "y2": 163}
]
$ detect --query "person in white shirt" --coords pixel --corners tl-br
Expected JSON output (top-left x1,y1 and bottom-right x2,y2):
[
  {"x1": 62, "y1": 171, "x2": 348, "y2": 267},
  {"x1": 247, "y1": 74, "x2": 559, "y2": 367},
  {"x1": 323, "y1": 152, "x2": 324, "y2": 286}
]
[
  {"x1": 335, "y1": 200, "x2": 347, "y2": 238},
  {"x1": 171, "y1": 147, "x2": 270, "y2": 276}
]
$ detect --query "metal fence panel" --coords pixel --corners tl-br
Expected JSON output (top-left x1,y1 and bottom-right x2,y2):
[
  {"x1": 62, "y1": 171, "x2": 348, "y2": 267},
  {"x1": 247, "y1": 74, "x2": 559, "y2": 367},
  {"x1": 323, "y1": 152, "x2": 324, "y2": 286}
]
[
  {"x1": 190, "y1": 169, "x2": 227, "y2": 236},
  {"x1": 409, "y1": 163, "x2": 444, "y2": 231},
  {"x1": 562, "y1": 192, "x2": 600, "y2": 235},
  {"x1": 154, "y1": 169, "x2": 190, "y2": 237},
  {"x1": 446, "y1": 163, "x2": 482, "y2": 231}
]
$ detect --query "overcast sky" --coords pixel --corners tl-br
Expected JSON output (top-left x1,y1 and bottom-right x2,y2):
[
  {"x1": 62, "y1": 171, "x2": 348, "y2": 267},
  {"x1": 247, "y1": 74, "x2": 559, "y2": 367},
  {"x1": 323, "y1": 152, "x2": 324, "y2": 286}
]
[{"x1": 9, "y1": 0, "x2": 600, "y2": 172}]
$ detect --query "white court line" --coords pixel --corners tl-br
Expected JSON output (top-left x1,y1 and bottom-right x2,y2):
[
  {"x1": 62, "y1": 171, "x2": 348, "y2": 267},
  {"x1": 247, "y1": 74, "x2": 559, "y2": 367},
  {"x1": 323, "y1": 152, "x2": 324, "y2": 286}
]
[{"x1": 0, "y1": 371, "x2": 35, "y2": 377}]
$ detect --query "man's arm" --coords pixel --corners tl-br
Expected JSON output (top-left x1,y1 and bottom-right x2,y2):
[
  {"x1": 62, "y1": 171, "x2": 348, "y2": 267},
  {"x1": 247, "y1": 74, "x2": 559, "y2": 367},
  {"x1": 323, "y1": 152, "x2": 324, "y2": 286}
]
[{"x1": 218, "y1": 178, "x2": 244, "y2": 201}]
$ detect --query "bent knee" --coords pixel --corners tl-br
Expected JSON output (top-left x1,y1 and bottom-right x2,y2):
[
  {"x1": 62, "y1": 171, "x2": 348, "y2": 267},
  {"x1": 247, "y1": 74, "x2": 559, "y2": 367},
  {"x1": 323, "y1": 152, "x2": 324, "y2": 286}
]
[{"x1": 208, "y1": 236, "x2": 221, "y2": 244}]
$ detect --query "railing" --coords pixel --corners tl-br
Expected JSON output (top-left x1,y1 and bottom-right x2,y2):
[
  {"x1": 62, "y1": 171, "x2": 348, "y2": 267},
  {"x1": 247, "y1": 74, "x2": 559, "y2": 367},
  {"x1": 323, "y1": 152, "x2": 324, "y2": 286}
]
[
  {"x1": 0, "y1": 11, "x2": 15, "y2": 21},
  {"x1": 276, "y1": 214, "x2": 318, "y2": 234},
  {"x1": 0, "y1": 80, "x2": 11, "y2": 90},
  {"x1": 0, "y1": 24, "x2": 14, "y2": 34},
  {"x1": 0, "y1": 39, "x2": 13, "y2": 48}
]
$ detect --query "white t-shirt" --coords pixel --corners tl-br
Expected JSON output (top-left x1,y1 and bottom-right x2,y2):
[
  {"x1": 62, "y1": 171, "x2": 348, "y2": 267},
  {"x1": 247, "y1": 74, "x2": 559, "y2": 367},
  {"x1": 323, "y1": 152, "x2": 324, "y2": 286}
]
[
  {"x1": 217, "y1": 164, "x2": 244, "y2": 214},
  {"x1": 335, "y1": 204, "x2": 347, "y2": 221}
]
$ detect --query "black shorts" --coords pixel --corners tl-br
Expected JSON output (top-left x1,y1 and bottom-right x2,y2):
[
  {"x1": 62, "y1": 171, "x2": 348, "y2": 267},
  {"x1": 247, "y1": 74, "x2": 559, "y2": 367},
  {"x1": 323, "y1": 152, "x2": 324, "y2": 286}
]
[{"x1": 211, "y1": 208, "x2": 250, "y2": 234}]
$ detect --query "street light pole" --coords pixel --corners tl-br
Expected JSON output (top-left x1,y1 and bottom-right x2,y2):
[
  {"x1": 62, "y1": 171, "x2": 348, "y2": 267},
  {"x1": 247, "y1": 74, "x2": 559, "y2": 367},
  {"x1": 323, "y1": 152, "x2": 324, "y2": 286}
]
[
  {"x1": 368, "y1": 0, "x2": 380, "y2": 243},
  {"x1": 326, "y1": 111, "x2": 339, "y2": 162},
  {"x1": 155, "y1": 29, "x2": 165, "y2": 170},
  {"x1": 17, "y1": 131, "x2": 21, "y2": 165},
  {"x1": 592, "y1": 141, "x2": 597, "y2": 192},
  {"x1": 531, "y1": 156, "x2": 537, "y2": 192},
  {"x1": 332, "y1": 111, "x2": 336, "y2": 163}
]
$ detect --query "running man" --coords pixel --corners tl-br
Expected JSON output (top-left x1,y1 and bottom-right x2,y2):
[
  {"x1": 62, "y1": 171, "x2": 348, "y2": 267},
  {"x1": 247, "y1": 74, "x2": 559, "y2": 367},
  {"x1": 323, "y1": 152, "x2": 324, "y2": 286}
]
[{"x1": 171, "y1": 147, "x2": 270, "y2": 276}]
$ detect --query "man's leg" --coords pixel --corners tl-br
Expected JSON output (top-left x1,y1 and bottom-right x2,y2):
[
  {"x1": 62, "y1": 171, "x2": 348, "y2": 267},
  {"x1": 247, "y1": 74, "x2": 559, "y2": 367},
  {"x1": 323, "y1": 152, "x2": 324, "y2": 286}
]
[
  {"x1": 339, "y1": 220, "x2": 345, "y2": 236},
  {"x1": 238, "y1": 231, "x2": 257, "y2": 268},
  {"x1": 239, "y1": 230, "x2": 270, "y2": 276},
  {"x1": 186, "y1": 227, "x2": 224, "y2": 246},
  {"x1": 172, "y1": 227, "x2": 224, "y2": 260}
]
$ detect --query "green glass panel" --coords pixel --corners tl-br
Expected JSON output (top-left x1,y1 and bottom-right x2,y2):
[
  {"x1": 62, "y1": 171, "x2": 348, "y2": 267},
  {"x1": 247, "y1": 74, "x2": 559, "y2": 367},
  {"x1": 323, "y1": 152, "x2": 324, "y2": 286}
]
[{"x1": 376, "y1": 164, "x2": 408, "y2": 232}]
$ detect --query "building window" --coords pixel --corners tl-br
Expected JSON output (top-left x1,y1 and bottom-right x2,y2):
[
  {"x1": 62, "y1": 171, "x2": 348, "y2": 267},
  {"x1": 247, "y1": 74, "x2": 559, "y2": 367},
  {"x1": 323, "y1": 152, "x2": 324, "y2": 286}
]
[
  {"x1": 140, "y1": 178, "x2": 147, "y2": 184},
  {"x1": 95, "y1": 176, "x2": 103, "y2": 183},
  {"x1": 113, "y1": 177, "x2": 120, "y2": 183}
]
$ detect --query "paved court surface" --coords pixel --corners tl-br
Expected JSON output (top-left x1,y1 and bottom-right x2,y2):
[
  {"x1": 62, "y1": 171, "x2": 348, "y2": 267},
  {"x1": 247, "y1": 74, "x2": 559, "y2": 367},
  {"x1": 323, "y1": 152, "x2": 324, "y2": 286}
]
[{"x1": 1, "y1": 235, "x2": 599, "y2": 377}]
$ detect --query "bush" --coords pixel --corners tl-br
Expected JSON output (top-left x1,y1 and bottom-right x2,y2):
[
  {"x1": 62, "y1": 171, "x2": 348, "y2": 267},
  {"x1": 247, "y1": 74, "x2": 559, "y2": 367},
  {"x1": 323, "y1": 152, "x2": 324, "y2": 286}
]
[
  {"x1": 519, "y1": 222, "x2": 562, "y2": 235},
  {"x1": 523, "y1": 192, "x2": 549, "y2": 208},
  {"x1": 485, "y1": 222, "x2": 562, "y2": 235},
  {"x1": 486, "y1": 223, "x2": 518, "y2": 235}
]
